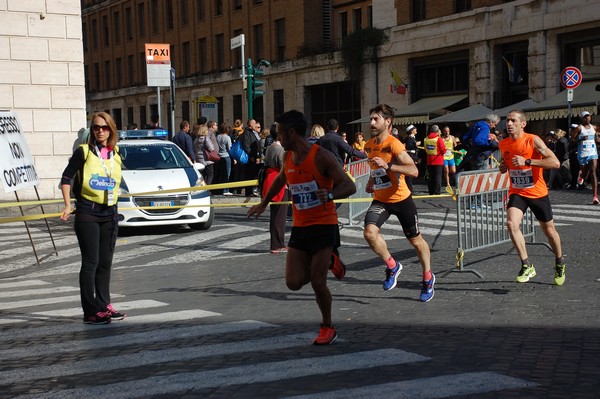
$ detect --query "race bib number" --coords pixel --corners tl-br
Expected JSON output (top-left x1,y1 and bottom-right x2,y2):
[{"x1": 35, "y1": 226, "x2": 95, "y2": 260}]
[
  {"x1": 580, "y1": 139, "x2": 596, "y2": 157},
  {"x1": 371, "y1": 168, "x2": 392, "y2": 190},
  {"x1": 89, "y1": 173, "x2": 116, "y2": 191},
  {"x1": 289, "y1": 180, "x2": 321, "y2": 210},
  {"x1": 509, "y1": 169, "x2": 534, "y2": 189}
]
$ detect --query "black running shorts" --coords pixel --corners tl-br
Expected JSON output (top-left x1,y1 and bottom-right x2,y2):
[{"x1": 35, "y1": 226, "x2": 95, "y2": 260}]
[
  {"x1": 364, "y1": 198, "x2": 421, "y2": 239},
  {"x1": 288, "y1": 224, "x2": 340, "y2": 255},
  {"x1": 507, "y1": 194, "x2": 553, "y2": 223}
]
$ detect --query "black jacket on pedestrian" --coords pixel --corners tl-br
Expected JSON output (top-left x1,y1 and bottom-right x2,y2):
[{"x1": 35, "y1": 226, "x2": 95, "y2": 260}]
[
  {"x1": 318, "y1": 131, "x2": 366, "y2": 166},
  {"x1": 172, "y1": 130, "x2": 196, "y2": 162},
  {"x1": 241, "y1": 128, "x2": 260, "y2": 162}
]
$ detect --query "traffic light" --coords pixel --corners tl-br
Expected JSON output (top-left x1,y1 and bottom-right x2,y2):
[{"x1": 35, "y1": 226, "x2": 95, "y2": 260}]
[
  {"x1": 252, "y1": 65, "x2": 265, "y2": 100},
  {"x1": 245, "y1": 58, "x2": 270, "y2": 120}
]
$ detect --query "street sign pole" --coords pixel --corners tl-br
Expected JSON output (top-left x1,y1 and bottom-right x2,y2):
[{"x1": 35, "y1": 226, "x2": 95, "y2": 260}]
[
  {"x1": 170, "y1": 67, "x2": 175, "y2": 140},
  {"x1": 230, "y1": 34, "x2": 247, "y2": 118},
  {"x1": 246, "y1": 58, "x2": 254, "y2": 120},
  {"x1": 157, "y1": 87, "x2": 161, "y2": 128}
]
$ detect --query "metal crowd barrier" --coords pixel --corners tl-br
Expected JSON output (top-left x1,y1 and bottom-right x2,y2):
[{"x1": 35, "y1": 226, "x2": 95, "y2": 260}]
[
  {"x1": 447, "y1": 168, "x2": 538, "y2": 278},
  {"x1": 346, "y1": 158, "x2": 371, "y2": 226}
]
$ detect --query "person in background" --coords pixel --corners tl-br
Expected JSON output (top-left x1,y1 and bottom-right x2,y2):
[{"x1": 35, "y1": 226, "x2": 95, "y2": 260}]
[
  {"x1": 567, "y1": 124, "x2": 581, "y2": 189},
  {"x1": 147, "y1": 113, "x2": 164, "y2": 130},
  {"x1": 59, "y1": 111, "x2": 126, "y2": 325},
  {"x1": 460, "y1": 114, "x2": 500, "y2": 171},
  {"x1": 424, "y1": 124, "x2": 446, "y2": 195},
  {"x1": 241, "y1": 119, "x2": 261, "y2": 196},
  {"x1": 231, "y1": 118, "x2": 244, "y2": 141},
  {"x1": 259, "y1": 126, "x2": 272, "y2": 159},
  {"x1": 261, "y1": 128, "x2": 288, "y2": 254},
  {"x1": 247, "y1": 110, "x2": 356, "y2": 345},
  {"x1": 363, "y1": 104, "x2": 435, "y2": 302},
  {"x1": 403, "y1": 125, "x2": 419, "y2": 191},
  {"x1": 207, "y1": 120, "x2": 221, "y2": 183},
  {"x1": 341, "y1": 132, "x2": 348, "y2": 143},
  {"x1": 192, "y1": 123, "x2": 215, "y2": 185},
  {"x1": 571, "y1": 111, "x2": 598, "y2": 204},
  {"x1": 126, "y1": 123, "x2": 138, "y2": 130},
  {"x1": 552, "y1": 129, "x2": 570, "y2": 189},
  {"x1": 172, "y1": 120, "x2": 195, "y2": 163},
  {"x1": 307, "y1": 124, "x2": 325, "y2": 144},
  {"x1": 441, "y1": 125, "x2": 459, "y2": 189},
  {"x1": 498, "y1": 109, "x2": 565, "y2": 285},
  {"x1": 319, "y1": 118, "x2": 366, "y2": 167},
  {"x1": 350, "y1": 131, "x2": 366, "y2": 162},
  {"x1": 216, "y1": 122, "x2": 233, "y2": 195}
]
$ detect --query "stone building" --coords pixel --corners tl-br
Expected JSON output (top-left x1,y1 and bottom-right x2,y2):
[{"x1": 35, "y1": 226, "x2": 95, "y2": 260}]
[
  {"x1": 81, "y1": 0, "x2": 599, "y2": 136},
  {"x1": 0, "y1": 1, "x2": 86, "y2": 201}
]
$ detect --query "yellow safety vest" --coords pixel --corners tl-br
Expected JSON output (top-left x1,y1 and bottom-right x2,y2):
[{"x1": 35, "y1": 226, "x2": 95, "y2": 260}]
[
  {"x1": 424, "y1": 136, "x2": 439, "y2": 156},
  {"x1": 79, "y1": 144, "x2": 122, "y2": 205}
]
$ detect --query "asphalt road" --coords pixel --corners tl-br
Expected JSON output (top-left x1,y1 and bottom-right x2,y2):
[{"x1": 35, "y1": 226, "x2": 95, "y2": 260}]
[{"x1": 0, "y1": 186, "x2": 599, "y2": 398}]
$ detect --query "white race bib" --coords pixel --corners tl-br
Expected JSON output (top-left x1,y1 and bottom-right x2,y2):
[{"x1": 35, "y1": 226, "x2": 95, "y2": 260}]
[
  {"x1": 289, "y1": 180, "x2": 321, "y2": 210},
  {"x1": 580, "y1": 139, "x2": 597, "y2": 157},
  {"x1": 509, "y1": 168, "x2": 534, "y2": 189},
  {"x1": 371, "y1": 168, "x2": 392, "y2": 190}
]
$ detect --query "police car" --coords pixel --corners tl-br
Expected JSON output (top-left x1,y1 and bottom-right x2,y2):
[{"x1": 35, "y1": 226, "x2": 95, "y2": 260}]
[{"x1": 116, "y1": 129, "x2": 213, "y2": 230}]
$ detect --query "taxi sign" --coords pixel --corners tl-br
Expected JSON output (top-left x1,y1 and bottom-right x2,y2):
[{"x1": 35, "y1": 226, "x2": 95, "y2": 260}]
[{"x1": 561, "y1": 66, "x2": 582, "y2": 90}]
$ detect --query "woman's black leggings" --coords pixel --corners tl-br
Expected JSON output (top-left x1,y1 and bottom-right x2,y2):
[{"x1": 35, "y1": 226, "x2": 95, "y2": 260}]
[{"x1": 74, "y1": 218, "x2": 117, "y2": 317}]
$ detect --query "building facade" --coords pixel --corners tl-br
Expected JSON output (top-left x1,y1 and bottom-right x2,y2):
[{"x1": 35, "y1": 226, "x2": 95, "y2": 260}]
[
  {"x1": 82, "y1": 0, "x2": 600, "y2": 136},
  {"x1": 0, "y1": 0, "x2": 86, "y2": 201}
]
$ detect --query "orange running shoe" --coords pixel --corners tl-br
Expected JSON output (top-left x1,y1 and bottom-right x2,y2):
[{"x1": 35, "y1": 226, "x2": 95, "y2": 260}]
[
  {"x1": 329, "y1": 250, "x2": 346, "y2": 280},
  {"x1": 313, "y1": 324, "x2": 337, "y2": 345}
]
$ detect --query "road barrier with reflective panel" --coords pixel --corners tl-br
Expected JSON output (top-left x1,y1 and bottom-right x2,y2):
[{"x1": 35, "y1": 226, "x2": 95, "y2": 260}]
[{"x1": 447, "y1": 169, "x2": 538, "y2": 278}]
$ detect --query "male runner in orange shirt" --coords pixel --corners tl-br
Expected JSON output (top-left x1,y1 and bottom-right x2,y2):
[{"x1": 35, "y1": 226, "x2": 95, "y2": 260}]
[
  {"x1": 499, "y1": 109, "x2": 565, "y2": 285},
  {"x1": 363, "y1": 104, "x2": 435, "y2": 302}
]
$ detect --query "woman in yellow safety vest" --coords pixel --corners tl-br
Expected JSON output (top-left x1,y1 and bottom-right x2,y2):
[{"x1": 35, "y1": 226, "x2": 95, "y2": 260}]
[{"x1": 59, "y1": 111, "x2": 125, "y2": 325}]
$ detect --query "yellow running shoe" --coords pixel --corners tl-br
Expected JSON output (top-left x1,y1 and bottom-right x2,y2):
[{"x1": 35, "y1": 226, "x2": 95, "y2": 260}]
[
  {"x1": 554, "y1": 262, "x2": 566, "y2": 286},
  {"x1": 516, "y1": 264, "x2": 536, "y2": 283}
]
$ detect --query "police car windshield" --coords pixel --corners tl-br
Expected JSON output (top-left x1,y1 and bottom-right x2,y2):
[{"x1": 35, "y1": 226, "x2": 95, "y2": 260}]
[{"x1": 120, "y1": 144, "x2": 190, "y2": 170}]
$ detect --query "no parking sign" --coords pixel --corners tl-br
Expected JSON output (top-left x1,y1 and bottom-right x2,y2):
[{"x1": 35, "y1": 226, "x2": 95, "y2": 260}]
[{"x1": 561, "y1": 66, "x2": 582, "y2": 89}]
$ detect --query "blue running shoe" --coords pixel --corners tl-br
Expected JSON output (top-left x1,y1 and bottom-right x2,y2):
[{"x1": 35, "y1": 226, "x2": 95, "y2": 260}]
[
  {"x1": 383, "y1": 262, "x2": 402, "y2": 291},
  {"x1": 420, "y1": 273, "x2": 435, "y2": 302}
]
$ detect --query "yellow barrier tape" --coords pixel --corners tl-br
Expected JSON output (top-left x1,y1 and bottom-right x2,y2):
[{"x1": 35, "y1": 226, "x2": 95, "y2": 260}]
[
  {"x1": 0, "y1": 177, "x2": 454, "y2": 224},
  {"x1": 0, "y1": 199, "x2": 71, "y2": 209},
  {"x1": 119, "y1": 180, "x2": 258, "y2": 197},
  {"x1": 416, "y1": 145, "x2": 464, "y2": 155}
]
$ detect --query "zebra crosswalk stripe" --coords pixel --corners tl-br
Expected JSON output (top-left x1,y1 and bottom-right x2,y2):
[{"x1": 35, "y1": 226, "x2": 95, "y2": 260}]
[
  {"x1": 281, "y1": 371, "x2": 538, "y2": 399},
  {"x1": 17, "y1": 349, "x2": 431, "y2": 399}
]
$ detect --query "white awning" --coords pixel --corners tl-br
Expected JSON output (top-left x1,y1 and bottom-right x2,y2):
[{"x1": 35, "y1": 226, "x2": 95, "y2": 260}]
[
  {"x1": 522, "y1": 81, "x2": 600, "y2": 121},
  {"x1": 393, "y1": 94, "x2": 468, "y2": 125},
  {"x1": 348, "y1": 94, "x2": 467, "y2": 125},
  {"x1": 491, "y1": 99, "x2": 538, "y2": 118},
  {"x1": 427, "y1": 104, "x2": 493, "y2": 125}
]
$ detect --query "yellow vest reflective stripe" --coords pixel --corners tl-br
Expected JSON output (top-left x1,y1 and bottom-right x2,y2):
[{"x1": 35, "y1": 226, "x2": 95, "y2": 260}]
[{"x1": 79, "y1": 144, "x2": 122, "y2": 205}]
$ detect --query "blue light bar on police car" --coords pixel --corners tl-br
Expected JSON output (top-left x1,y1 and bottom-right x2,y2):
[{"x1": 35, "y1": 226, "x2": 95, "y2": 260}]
[{"x1": 118, "y1": 129, "x2": 169, "y2": 140}]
